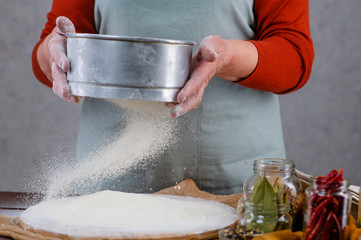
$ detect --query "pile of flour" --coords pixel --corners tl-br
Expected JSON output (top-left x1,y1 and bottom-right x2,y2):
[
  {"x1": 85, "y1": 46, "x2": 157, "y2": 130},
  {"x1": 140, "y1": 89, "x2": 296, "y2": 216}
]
[
  {"x1": 44, "y1": 100, "x2": 178, "y2": 200},
  {"x1": 20, "y1": 190, "x2": 238, "y2": 237}
]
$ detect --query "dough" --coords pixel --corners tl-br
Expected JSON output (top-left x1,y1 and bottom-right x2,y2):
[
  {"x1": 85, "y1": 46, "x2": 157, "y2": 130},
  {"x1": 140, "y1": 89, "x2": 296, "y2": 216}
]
[{"x1": 20, "y1": 191, "x2": 238, "y2": 238}]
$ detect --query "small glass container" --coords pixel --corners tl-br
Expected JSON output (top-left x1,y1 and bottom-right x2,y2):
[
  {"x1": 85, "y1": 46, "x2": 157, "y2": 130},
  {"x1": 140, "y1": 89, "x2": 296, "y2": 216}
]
[
  {"x1": 303, "y1": 178, "x2": 351, "y2": 240},
  {"x1": 239, "y1": 202, "x2": 292, "y2": 234},
  {"x1": 241, "y1": 158, "x2": 304, "y2": 231}
]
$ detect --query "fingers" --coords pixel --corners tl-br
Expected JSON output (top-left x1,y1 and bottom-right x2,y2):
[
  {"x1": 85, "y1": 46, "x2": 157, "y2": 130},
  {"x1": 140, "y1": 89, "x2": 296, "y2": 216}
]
[
  {"x1": 49, "y1": 17, "x2": 75, "y2": 72},
  {"x1": 55, "y1": 16, "x2": 76, "y2": 35},
  {"x1": 48, "y1": 36, "x2": 69, "y2": 72},
  {"x1": 198, "y1": 35, "x2": 224, "y2": 62},
  {"x1": 173, "y1": 60, "x2": 214, "y2": 118},
  {"x1": 51, "y1": 62, "x2": 79, "y2": 104},
  {"x1": 197, "y1": 45, "x2": 217, "y2": 63},
  {"x1": 177, "y1": 35, "x2": 224, "y2": 105},
  {"x1": 51, "y1": 62, "x2": 76, "y2": 103},
  {"x1": 165, "y1": 102, "x2": 177, "y2": 108},
  {"x1": 171, "y1": 84, "x2": 206, "y2": 118},
  {"x1": 171, "y1": 35, "x2": 227, "y2": 118},
  {"x1": 177, "y1": 59, "x2": 216, "y2": 105},
  {"x1": 47, "y1": 17, "x2": 79, "y2": 103}
]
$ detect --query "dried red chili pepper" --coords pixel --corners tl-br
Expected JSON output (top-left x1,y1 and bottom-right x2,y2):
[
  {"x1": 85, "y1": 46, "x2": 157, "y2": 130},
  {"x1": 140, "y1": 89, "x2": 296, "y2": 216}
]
[
  {"x1": 335, "y1": 194, "x2": 347, "y2": 225},
  {"x1": 331, "y1": 197, "x2": 339, "y2": 213},
  {"x1": 320, "y1": 212, "x2": 334, "y2": 240},
  {"x1": 316, "y1": 170, "x2": 340, "y2": 187},
  {"x1": 331, "y1": 212, "x2": 342, "y2": 240},
  {"x1": 305, "y1": 198, "x2": 332, "y2": 236},
  {"x1": 316, "y1": 176, "x2": 326, "y2": 185},
  {"x1": 309, "y1": 197, "x2": 332, "y2": 222},
  {"x1": 304, "y1": 169, "x2": 349, "y2": 240},
  {"x1": 306, "y1": 210, "x2": 327, "y2": 240},
  {"x1": 336, "y1": 169, "x2": 344, "y2": 181},
  {"x1": 315, "y1": 195, "x2": 328, "y2": 204},
  {"x1": 324, "y1": 169, "x2": 338, "y2": 182}
]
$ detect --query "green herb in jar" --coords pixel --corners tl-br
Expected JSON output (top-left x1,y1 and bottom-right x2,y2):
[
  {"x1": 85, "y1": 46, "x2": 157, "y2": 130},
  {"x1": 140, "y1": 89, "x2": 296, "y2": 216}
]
[{"x1": 244, "y1": 174, "x2": 291, "y2": 233}]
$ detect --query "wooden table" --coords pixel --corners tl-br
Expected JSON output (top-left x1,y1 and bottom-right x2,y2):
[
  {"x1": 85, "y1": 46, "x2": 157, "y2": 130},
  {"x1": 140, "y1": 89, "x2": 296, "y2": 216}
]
[{"x1": 0, "y1": 192, "x2": 43, "y2": 239}]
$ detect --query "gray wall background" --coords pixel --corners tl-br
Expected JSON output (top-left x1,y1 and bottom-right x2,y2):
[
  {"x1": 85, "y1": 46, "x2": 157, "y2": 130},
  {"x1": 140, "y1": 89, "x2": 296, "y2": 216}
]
[{"x1": 0, "y1": 0, "x2": 360, "y2": 192}]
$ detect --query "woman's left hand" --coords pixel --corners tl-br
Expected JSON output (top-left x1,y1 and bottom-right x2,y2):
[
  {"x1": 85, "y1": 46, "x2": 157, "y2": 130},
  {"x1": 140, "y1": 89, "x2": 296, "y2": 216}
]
[{"x1": 170, "y1": 35, "x2": 231, "y2": 118}]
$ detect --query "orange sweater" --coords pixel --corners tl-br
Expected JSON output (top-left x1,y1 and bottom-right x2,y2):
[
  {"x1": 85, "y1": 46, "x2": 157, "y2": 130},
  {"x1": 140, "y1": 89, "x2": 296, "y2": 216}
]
[{"x1": 32, "y1": 0, "x2": 314, "y2": 94}]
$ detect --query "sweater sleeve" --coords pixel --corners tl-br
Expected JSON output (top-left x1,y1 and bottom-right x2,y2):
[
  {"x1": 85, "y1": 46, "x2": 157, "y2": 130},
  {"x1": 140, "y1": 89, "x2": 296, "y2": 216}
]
[
  {"x1": 32, "y1": 0, "x2": 97, "y2": 88},
  {"x1": 237, "y1": 0, "x2": 314, "y2": 94}
]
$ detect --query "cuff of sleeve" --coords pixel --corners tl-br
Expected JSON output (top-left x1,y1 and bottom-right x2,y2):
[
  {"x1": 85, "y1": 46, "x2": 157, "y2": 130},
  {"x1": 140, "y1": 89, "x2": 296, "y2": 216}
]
[
  {"x1": 232, "y1": 40, "x2": 275, "y2": 92},
  {"x1": 32, "y1": 40, "x2": 52, "y2": 89},
  {"x1": 233, "y1": 38, "x2": 304, "y2": 94}
]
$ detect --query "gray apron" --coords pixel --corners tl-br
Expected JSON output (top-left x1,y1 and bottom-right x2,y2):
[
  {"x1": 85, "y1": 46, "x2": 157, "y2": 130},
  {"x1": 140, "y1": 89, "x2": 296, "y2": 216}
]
[{"x1": 76, "y1": 0, "x2": 286, "y2": 195}]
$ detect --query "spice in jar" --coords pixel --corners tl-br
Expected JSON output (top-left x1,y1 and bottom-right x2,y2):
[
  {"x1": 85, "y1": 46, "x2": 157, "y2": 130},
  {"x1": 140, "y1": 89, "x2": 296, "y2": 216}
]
[
  {"x1": 240, "y1": 174, "x2": 292, "y2": 233},
  {"x1": 218, "y1": 227, "x2": 261, "y2": 240},
  {"x1": 303, "y1": 169, "x2": 351, "y2": 240},
  {"x1": 241, "y1": 159, "x2": 304, "y2": 231}
]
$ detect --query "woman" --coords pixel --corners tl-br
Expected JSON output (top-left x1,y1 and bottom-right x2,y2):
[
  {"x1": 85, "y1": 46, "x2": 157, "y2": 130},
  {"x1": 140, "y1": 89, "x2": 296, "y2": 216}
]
[{"x1": 32, "y1": 0, "x2": 314, "y2": 194}]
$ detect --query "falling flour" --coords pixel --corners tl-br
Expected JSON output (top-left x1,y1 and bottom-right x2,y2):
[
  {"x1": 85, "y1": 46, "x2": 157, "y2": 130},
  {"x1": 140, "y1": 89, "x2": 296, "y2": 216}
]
[{"x1": 44, "y1": 100, "x2": 178, "y2": 200}]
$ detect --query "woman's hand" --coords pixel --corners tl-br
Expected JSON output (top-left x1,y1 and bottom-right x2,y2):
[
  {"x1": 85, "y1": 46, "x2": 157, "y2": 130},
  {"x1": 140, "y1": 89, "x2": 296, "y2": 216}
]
[
  {"x1": 170, "y1": 35, "x2": 230, "y2": 118},
  {"x1": 37, "y1": 16, "x2": 79, "y2": 103},
  {"x1": 170, "y1": 35, "x2": 258, "y2": 118}
]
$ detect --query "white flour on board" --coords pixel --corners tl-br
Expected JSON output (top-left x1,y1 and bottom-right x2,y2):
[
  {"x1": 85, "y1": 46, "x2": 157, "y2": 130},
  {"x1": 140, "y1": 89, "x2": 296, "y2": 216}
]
[
  {"x1": 44, "y1": 100, "x2": 178, "y2": 200},
  {"x1": 20, "y1": 191, "x2": 238, "y2": 237}
]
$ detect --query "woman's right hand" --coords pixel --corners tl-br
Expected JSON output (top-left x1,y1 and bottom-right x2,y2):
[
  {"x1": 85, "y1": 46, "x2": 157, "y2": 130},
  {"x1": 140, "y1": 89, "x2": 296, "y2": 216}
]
[{"x1": 37, "y1": 16, "x2": 79, "y2": 103}]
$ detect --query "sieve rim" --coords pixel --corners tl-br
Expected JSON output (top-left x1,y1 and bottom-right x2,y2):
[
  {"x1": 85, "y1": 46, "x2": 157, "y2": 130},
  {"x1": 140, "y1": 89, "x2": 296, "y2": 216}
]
[{"x1": 65, "y1": 33, "x2": 196, "y2": 46}]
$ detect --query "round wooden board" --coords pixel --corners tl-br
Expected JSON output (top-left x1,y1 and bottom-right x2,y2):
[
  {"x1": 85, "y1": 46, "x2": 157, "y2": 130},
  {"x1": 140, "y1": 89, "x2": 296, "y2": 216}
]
[
  {"x1": 19, "y1": 219, "x2": 237, "y2": 240},
  {"x1": 19, "y1": 180, "x2": 242, "y2": 240}
]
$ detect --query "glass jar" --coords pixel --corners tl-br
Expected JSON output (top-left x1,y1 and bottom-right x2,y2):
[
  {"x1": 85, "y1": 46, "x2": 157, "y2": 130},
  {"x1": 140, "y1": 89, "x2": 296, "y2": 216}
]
[
  {"x1": 241, "y1": 158, "x2": 304, "y2": 231},
  {"x1": 239, "y1": 202, "x2": 292, "y2": 234},
  {"x1": 303, "y1": 178, "x2": 351, "y2": 240}
]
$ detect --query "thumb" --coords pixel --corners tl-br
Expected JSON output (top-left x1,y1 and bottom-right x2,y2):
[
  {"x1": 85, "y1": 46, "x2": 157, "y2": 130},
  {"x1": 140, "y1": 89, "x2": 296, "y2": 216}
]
[
  {"x1": 56, "y1": 16, "x2": 76, "y2": 35},
  {"x1": 197, "y1": 46, "x2": 218, "y2": 63},
  {"x1": 198, "y1": 35, "x2": 225, "y2": 63}
]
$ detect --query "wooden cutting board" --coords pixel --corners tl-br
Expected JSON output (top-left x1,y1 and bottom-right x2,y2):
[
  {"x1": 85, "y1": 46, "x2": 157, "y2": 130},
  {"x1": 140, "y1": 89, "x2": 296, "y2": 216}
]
[{"x1": 18, "y1": 179, "x2": 243, "y2": 240}]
